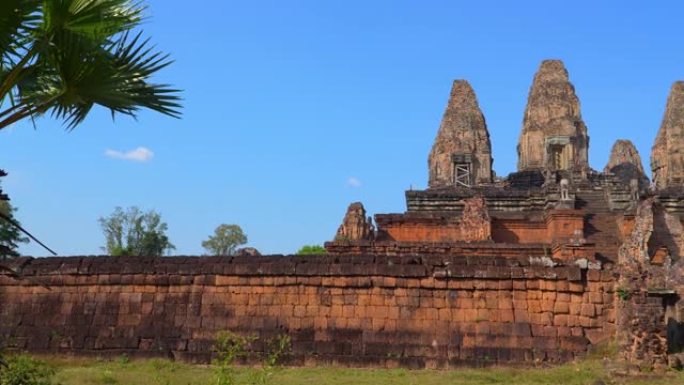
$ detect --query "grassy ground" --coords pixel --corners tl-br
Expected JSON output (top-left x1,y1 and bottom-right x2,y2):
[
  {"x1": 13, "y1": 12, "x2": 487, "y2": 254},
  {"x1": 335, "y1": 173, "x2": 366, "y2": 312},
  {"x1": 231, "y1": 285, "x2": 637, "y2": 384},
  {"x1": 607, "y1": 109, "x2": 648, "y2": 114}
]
[{"x1": 34, "y1": 356, "x2": 684, "y2": 385}]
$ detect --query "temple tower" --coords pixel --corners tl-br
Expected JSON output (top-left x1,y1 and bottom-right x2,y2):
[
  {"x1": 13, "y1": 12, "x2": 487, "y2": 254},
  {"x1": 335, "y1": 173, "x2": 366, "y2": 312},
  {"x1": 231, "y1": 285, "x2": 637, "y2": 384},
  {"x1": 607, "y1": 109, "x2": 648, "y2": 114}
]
[
  {"x1": 428, "y1": 80, "x2": 493, "y2": 188},
  {"x1": 517, "y1": 60, "x2": 589, "y2": 173},
  {"x1": 605, "y1": 139, "x2": 649, "y2": 192},
  {"x1": 605, "y1": 140, "x2": 645, "y2": 175},
  {"x1": 651, "y1": 82, "x2": 684, "y2": 189}
]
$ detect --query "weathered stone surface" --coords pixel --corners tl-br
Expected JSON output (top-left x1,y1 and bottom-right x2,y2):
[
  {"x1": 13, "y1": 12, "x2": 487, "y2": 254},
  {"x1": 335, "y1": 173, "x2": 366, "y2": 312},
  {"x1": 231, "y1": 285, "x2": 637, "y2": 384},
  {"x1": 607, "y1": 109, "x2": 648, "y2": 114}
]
[
  {"x1": 0, "y1": 255, "x2": 612, "y2": 367},
  {"x1": 428, "y1": 80, "x2": 492, "y2": 188},
  {"x1": 605, "y1": 139, "x2": 649, "y2": 190},
  {"x1": 517, "y1": 60, "x2": 589, "y2": 172},
  {"x1": 459, "y1": 197, "x2": 491, "y2": 242},
  {"x1": 616, "y1": 199, "x2": 664, "y2": 367},
  {"x1": 605, "y1": 140, "x2": 645, "y2": 174},
  {"x1": 618, "y1": 199, "x2": 654, "y2": 288},
  {"x1": 335, "y1": 202, "x2": 374, "y2": 241},
  {"x1": 614, "y1": 198, "x2": 684, "y2": 368},
  {"x1": 649, "y1": 206, "x2": 684, "y2": 263},
  {"x1": 651, "y1": 82, "x2": 684, "y2": 189}
]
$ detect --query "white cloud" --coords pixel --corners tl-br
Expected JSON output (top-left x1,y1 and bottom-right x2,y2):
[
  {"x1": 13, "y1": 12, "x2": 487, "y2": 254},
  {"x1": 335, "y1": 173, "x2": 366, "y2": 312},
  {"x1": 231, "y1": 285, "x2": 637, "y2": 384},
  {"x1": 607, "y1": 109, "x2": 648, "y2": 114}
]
[
  {"x1": 347, "y1": 177, "x2": 362, "y2": 188},
  {"x1": 104, "y1": 147, "x2": 154, "y2": 162}
]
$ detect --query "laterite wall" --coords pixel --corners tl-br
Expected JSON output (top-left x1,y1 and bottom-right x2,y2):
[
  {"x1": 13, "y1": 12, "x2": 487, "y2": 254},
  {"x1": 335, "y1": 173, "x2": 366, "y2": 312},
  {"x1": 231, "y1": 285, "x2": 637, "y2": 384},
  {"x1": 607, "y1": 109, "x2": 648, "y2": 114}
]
[{"x1": 0, "y1": 255, "x2": 616, "y2": 368}]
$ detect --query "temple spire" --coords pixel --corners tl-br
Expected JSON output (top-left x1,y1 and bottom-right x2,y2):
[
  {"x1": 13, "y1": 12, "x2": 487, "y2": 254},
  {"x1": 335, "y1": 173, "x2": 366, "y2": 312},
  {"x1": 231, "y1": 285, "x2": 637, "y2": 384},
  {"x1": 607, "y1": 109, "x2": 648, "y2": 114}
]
[
  {"x1": 517, "y1": 60, "x2": 589, "y2": 172},
  {"x1": 428, "y1": 80, "x2": 493, "y2": 188},
  {"x1": 651, "y1": 81, "x2": 684, "y2": 189}
]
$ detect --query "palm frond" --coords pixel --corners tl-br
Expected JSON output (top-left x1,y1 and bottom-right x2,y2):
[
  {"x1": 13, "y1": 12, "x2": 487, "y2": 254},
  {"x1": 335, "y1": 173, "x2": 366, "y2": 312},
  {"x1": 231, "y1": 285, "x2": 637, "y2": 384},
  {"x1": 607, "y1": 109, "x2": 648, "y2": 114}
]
[
  {"x1": 0, "y1": 0, "x2": 41, "y2": 61},
  {"x1": 0, "y1": 0, "x2": 41, "y2": 107},
  {"x1": 1, "y1": 0, "x2": 182, "y2": 130},
  {"x1": 42, "y1": 0, "x2": 144, "y2": 42},
  {"x1": 22, "y1": 29, "x2": 181, "y2": 129}
]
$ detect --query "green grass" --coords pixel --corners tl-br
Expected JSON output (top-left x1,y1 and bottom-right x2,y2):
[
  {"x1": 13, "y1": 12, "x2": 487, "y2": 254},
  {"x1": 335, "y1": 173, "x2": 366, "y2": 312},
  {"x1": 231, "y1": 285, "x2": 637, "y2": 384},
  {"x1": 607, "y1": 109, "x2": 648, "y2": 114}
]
[{"x1": 31, "y1": 356, "x2": 684, "y2": 385}]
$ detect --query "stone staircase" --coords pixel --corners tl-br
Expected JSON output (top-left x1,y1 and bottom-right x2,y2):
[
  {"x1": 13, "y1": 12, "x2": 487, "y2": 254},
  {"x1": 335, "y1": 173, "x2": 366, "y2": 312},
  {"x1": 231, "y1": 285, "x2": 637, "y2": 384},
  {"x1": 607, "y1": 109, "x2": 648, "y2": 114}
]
[{"x1": 575, "y1": 189, "x2": 622, "y2": 261}]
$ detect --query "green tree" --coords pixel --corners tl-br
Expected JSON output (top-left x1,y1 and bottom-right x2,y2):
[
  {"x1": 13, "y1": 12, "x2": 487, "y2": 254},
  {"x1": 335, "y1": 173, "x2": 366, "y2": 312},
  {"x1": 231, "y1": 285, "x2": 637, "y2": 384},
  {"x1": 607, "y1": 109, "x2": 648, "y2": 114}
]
[
  {"x1": 0, "y1": 197, "x2": 29, "y2": 259},
  {"x1": 99, "y1": 206, "x2": 174, "y2": 256},
  {"x1": 0, "y1": 0, "x2": 181, "y2": 130},
  {"x1": 296, "y1": 245, "x2": 326, "y2": 255},
  {"x1": 202, "y1": 224, "x2": 247, "y2": 256}
]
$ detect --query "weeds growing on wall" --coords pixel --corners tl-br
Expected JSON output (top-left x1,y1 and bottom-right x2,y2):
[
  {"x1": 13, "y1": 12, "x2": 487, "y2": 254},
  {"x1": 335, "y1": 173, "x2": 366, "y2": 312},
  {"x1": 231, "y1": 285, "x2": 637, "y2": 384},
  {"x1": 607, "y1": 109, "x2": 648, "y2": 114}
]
[{"x1": 617, "y1": 287, "x2": 632, "y2": 301}]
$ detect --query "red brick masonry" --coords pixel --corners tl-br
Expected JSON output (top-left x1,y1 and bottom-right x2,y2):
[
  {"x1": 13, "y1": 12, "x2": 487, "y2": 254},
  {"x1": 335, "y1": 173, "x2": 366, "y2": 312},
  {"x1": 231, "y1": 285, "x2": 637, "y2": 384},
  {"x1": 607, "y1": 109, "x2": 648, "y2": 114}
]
[{"x1": 0, "y1": 255, "x2": 615, "y2": 368}]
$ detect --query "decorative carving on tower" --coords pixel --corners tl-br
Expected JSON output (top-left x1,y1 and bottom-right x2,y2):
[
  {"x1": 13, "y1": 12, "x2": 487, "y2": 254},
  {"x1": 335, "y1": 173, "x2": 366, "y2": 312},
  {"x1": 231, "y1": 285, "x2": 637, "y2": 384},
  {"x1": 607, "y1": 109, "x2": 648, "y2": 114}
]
[
  {"x1": 651, "y1": 82, "x2": 684, "y2": 189},
  {"x1": 335, "y1": 202, "x2": 374, "y2": 241},
  {"x1": 517, "y1": 60, "x2": 589, "y2": 173},
  {"x1": 459, "y1": 197, "x2": 491, "y2": 242},
  {"x1": 428, "y1": 80, "x2": 493, "y2": 188}
]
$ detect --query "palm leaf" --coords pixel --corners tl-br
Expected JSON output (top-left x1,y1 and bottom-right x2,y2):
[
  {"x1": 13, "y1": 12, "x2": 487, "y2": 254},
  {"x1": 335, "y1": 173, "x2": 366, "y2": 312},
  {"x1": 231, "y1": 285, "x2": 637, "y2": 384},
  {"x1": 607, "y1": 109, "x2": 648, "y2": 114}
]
[
  {"x1": 42, "y1": 0, "x2": 143, "y2": 42},
  {"x1": 22, "y1": 29, "x2": 180, "y2": 128},
  {"x1": 0, "y1": 0, "x2": 40, "y2": 61},
  {"x1": 1, "y1": 0, "x2": 182, "y2": 129},
  {"x1": 0, "y1": 0, "x2": 41, "y2": 107}
]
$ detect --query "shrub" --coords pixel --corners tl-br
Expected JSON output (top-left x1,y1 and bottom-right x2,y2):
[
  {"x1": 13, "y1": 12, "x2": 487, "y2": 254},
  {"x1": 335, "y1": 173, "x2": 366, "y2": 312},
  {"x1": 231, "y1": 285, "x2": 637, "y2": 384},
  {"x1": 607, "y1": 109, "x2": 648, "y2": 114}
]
[
  {"x1": 0, "y1": 355, "x2": 55, "y2": 385},
  {"x1": 212, "y1": 332, "x2": 291, "y2": 385},
  {"x1": 296, "y1": 245, "x2": 326, "y2": 255},
  {"x1": 213, "y1": 332, "x2": 254, "y2": 385},
  {"x1": 250, "y1": 335, "x2": 291, "y2": 385}
]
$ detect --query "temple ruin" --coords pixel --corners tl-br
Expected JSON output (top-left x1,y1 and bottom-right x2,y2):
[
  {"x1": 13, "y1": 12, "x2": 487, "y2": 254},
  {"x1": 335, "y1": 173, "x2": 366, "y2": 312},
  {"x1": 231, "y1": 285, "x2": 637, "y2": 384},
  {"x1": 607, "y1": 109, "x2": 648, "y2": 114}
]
[
  {"x1": 2, "y1": 59, "x2": 684, "y2": 369},
  {"x1": 326, "y1": 59, "x2": 684, "y2": 369}
]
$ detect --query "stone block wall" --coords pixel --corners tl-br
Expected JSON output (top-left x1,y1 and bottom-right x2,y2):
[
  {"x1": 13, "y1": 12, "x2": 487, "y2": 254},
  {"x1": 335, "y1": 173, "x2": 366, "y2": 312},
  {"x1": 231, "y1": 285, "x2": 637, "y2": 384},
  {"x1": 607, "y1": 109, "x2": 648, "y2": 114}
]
[
  {"x1": 0, "y1": 255, "x2": 615, "y2": 368},
  {"x1": 491, "y1": 220, "x2": 548, "y2": 244},
  {"x1": 376, "y1": 210, "x2": 589, "y2": 246}
]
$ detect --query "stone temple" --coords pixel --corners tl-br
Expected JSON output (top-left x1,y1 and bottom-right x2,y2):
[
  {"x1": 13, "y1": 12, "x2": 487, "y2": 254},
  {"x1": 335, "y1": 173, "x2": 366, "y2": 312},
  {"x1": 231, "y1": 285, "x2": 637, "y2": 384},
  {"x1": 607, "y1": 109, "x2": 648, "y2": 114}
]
[
  {"x1": 3, "y1": 59, "x2": 684, "y2": 369},
  {"x1": 326, "y1": 59, "x2": 684, "y2": 368},
  {"x1": 326, "y1": 59, "x2": 638, "y2": 253}
]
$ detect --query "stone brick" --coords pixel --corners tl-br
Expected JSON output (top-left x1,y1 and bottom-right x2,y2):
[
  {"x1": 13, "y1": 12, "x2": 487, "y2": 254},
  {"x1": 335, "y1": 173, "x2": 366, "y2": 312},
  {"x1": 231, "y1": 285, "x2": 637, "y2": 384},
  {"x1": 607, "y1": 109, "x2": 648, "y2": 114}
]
[
  {"x1": 580, "y1": 304, "x2": 596, "y2": 317},
  {"x1": 514, "y1": 310, "x2": 530, "y2": 323},
  {"x1": 540, "y1": 300, "x2": 555, "y2": 312},
  {"x1": 553, "y1": 314, "x2": 568, "y2": 327},
  {"x1": 499, "y1": 309, "x2": 515, "y2": 323},
  {"x1": 553, "y1": 302, "x2": 569, "y2": 314}
]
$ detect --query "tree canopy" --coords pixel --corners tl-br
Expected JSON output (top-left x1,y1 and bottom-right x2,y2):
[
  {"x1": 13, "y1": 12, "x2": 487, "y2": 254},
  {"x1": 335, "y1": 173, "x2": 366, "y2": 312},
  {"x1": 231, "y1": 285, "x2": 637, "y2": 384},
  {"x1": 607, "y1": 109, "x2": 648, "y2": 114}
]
[
  {"x1": 0, "y1": 195, "x2": 28, "y2": 259},
  {"x1": 296, "y1": 245, "x2": 326, "y2": 255},
  {"x1": 202, "y1": 224, "x2": 247, "y2": 256},
  {"x1": 0, "y1": 0, "x2": 181, "y2": 130},
  {"x1": 99, "y1": 206, "x2": 174, "y2": 256}
]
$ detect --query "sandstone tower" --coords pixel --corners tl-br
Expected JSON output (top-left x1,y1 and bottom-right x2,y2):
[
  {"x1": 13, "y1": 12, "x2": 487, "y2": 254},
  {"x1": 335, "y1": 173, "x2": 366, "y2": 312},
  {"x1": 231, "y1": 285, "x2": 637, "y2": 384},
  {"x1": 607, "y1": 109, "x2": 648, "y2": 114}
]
[
  {"x1": 605, "y1": 139, "x2": 648, "y2": 189},
  {"x1": 651, "y1": 82, "x2": 684, "y2": 189},
  {"x1": 517, "y1": 60, "x2": 589, "y2": 173},
  {"x1": 605, "y1": 139, "x2": 645, "y2": 175},
  {"x1": 428, "y1": 80, "x2": 493, "y2": 188}
]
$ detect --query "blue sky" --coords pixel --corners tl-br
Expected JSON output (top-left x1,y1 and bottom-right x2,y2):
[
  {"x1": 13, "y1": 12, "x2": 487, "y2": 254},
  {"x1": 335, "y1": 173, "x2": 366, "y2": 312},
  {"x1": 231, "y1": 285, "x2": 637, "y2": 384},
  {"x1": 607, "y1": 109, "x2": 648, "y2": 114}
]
[{"x1": 1, "y1": 0, "x2": 682, "y2": 256}]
